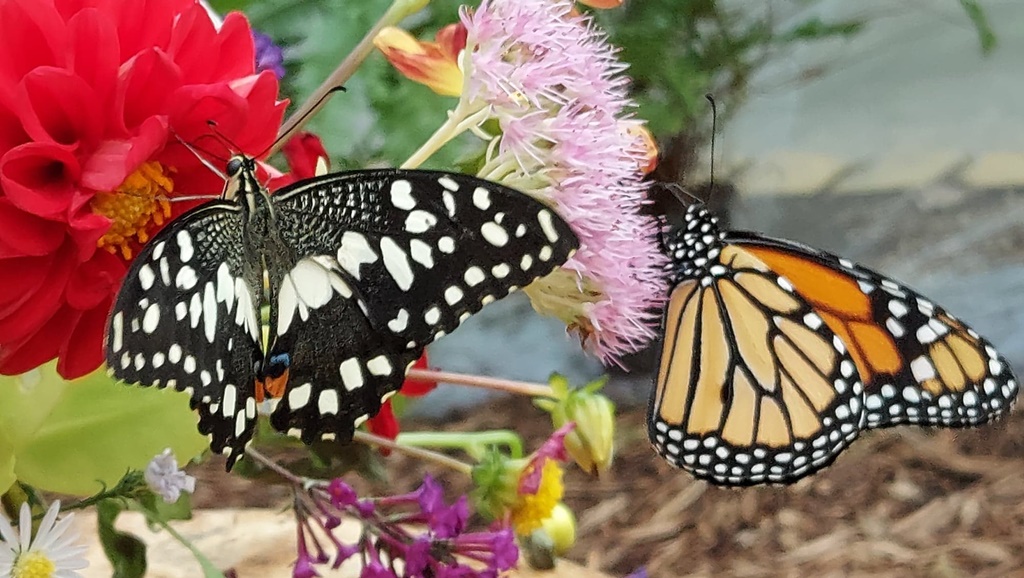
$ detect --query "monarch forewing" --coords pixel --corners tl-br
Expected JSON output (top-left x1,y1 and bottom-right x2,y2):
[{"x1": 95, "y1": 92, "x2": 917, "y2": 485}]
[
  {"x1": 733, "y1": 235, "x2": 1018, "y2": 430},
  {"x1": 650, "y1": 203, "x2": 1019, "y2": 486}
]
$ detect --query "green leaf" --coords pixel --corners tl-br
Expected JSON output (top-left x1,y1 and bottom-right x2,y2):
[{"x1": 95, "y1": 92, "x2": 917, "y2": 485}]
[
  {"x1": 97, "y1": 499, "x2": 148, "y2": 578},
  {"x1": 0, "y1": 363, "x2": 207, "y2": 496}
]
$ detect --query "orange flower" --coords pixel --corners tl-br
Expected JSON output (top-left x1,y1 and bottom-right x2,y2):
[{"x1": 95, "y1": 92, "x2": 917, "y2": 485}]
[
  {"x1": 579, "y1": 0, "x2": 624, "y2": 7},
  {"x1": 374, "y1": 24, "x2": 467, "y2": 97},
  {"x1": 628, "y1": 123, "x2": 659, "y2": 174}
]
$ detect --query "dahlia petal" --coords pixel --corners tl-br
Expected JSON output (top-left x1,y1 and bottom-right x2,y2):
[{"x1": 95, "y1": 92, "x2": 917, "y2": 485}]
[
  {"x1": 366, "y1": 400, "x2": 398, "y2": 456},
  {"x1": 282, "y1": 132, "x2": 329, "y2": 181},
  {"x1": 0, "y1": 255, "x2": 51, "y2": 311},
  {"x1": 65, "y1": 249, "x2": 122, "y2": 310},
  {"x1": 0, "y1": 142, "x2": 82, "y2": 218},
  {"x1": 117, "y1": 47, "x2": 181, "y2": 133},
  {"x1": 18, "y1": 66, "x2": 102, "y2": 149},
  {"x1": 57, "y1": 294, "x2": 111, "y2": 378},
  {"x1": 111, "y1": 0, "x2": 192, "y2": 62},
  {"x1": 169, "y1": 9, "x2": 255, "y2": 84},
  {"x1": 165, "y1": 72, "x2": 284, "y2": 158},
  {"x1": 0, "y1": 0, "x2": 66, "y2": 86},
  {"x1": 0, "y1": 242, "x2": 73, "y2": 345},
  {"x1": 66, "y1": 8, "x2": 120, "y2": 111},
  {"x1": 400, "y1": 353, "x2": 436, "y2": 397},
  {"x1": 0, "y1": 87, "x2": 28, "y2": 156},
  {"x1": 0, "y1": 304, "x2": 79, "y2": 375},
  {"x1": 0, "y1": 198, "x2": 66, "y2": 256},
  {"x1": 80, "y1": 114, "x2": 167, "y2": 191},
  {"x1": 227, "y1": 71, "x2": 287, "y2": 153}
]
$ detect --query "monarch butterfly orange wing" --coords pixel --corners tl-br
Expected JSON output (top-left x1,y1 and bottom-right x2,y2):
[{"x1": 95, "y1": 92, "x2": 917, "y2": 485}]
[
  {"x1": 650, "y1": 243, "x2": 866, "y2": 485},
  {"x1": 731, "y1": 233, "x2": 1019, "y2": 429}
]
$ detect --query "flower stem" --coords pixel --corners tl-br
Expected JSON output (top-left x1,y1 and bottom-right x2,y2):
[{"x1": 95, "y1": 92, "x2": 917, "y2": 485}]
[
  {"x1": 271, "y1": 0, "x2": 431, "y2": 155},
  {"x1": 401, "y1": 103, "x2": 490, "y2": 169},
  {"x1": 245, "y1": 446, "x2": 307, "y2": 486},
  {"x1": 127, "y1": 500, "x2": 226, "y2": 578},
  {"x1": 398, "y1": 430, "x2": 524, "y2": 460},
  {"x1": 407, "y1": 368, "x2": 556, "y2": 398},
  {"x1": 353, "y1": 431, "x2": 474, "y2": 475}
]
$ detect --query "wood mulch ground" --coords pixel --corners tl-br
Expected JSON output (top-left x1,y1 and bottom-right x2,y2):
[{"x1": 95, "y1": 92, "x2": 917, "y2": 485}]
[{"x1": 192, "y1": 394, "x2": 1024, "y2": 578}]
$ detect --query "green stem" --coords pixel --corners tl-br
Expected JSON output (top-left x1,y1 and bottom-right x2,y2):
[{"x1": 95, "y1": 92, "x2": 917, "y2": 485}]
[
  {"x1": 127, "y1": 501, "x2": 225, "y2": 578},
  {"x1": 270, "y1": 0, "x2": 431, "y2": 155},
  {"x1": 397, "y1": 430, "x2": 524, "y2": 461},
  {"x1": 353, "y1": 430, "x2": 474, "y2": 475},
  {"x1": 407, "y1": 368, "x2": 555, "y2": 398},
  {"x1": 401, "y1": 102, "x2": 490, "y2": 169}
]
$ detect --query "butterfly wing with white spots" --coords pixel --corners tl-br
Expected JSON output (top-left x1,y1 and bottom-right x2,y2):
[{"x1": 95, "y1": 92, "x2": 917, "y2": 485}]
[
  {"x1": 264, "y1": 170, "x2": 577, "y2": 442},
  {"x1": 729, "y1": 233, "x2": 1019, "y2": 429},
  {"x1": 105, "y1": 202, "x2": 265, "y2": 464}
]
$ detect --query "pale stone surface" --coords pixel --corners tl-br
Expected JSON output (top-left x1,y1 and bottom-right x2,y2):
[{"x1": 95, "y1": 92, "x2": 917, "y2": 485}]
[
  {"x1": 734, "y1": 151, "x2": 850, "y2": 196},
  {"x1": 832, "y1": 151, "x2": 967, "y2": 194},
  {"x1": 962, "y1": 152, "x2": 1024, "y2": 189},
  {"x1": 73, "y1": 508, "x2": 611, "y2": 578}
]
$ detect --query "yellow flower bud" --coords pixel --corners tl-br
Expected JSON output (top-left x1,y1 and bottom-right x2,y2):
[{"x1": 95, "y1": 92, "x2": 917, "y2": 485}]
[
  {"x1": 537, "y1": 375, "x2": 616, "y2": 476},
  {"x1": 541, "y1": 503, "x2": 577, "y2": 555}
]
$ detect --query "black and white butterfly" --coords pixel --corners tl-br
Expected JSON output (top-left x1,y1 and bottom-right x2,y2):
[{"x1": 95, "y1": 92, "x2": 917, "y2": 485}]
[{"x1": 105, "y1": 154, "x2": 577, "y2": 468}]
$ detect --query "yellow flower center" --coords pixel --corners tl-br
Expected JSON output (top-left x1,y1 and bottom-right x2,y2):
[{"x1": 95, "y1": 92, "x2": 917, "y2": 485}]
[
  {"x1": 92, "y1": 161, "x2": 174, "y2": 260},
  {"x1": 511, "y1": 459, "x2": 564, "y2": 535},
  {"x1": 12, "y1": 550, "x2": 56, "y2": 578}
]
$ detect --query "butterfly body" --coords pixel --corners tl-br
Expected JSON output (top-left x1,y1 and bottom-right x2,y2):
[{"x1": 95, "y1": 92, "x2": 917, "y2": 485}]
[
  {"x1": 649, "y1": 203, "x2": 1018, "y2": 485},
  {"x1": 106, "y1": 155, "x2": 577, "y2": 468}
]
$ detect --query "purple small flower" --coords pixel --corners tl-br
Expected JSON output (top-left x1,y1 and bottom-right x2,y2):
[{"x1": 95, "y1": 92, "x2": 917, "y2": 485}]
[
  {"x1": 292, "y1": 475, "x2": 519, "y2": 578},
  {"x1": 293, "y1": 539, "x2": 321, "y2": 578},
  {"x1": 359, "y1": 558, "x2": 395, "y2": 578},
  {"x1": 253, "y1": 30, "x2": 286, "y2": 79},
  {"x1": 327, "y1": 479, "x2": 358, "y2": 507},
  {"x1": 624, "y1": 568, "x2": 648, "y2": 578},
  {"x1": 144, "y1": 448, "x2": 196, "y2": 503},
  {"x1": 403, "y1": 537, "x2": 432, "y2": 576}
]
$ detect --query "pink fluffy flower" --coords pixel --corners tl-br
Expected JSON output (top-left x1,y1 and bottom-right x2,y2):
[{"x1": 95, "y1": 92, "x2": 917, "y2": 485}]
[{"x1": 460, "y1": 0, "x2": 666, "y2": 363}]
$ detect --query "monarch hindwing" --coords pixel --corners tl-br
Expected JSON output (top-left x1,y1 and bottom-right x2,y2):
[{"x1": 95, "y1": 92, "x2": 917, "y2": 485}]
[
  {"x1": 105, "y1": 157, "x2": 578, "y2": 468},
  {"x1": 650, "y1": 203, "x2": 1019, "y2": 486}
]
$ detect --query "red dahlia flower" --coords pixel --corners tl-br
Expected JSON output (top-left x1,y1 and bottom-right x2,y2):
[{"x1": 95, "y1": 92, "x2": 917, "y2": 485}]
[
  {"x1": 0, "y1": 0, "x2": 285, "y2": 378},
  {"x1": 367, "y1": 353, "x2": 436, "y2": 455}
]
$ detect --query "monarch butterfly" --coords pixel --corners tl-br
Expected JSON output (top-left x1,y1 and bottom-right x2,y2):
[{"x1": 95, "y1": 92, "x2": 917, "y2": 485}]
[{"x1": 648, "y1": 201, "x2": 1019, "y2": 485}]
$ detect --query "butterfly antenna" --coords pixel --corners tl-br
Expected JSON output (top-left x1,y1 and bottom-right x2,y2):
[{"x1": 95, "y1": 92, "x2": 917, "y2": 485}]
[
  {"x1": 705, "y1": 93, "x2": 717, "y2": 193},
  {"x1": 660, "y1": 182, "x2": 703, "y2": 206},
  {"x1": 172, "y1": 129, "x2": 228, "y2": 180},
  {"x1": 204, "y1": 120, "x2": 246, "y2": 159},
  {"x1": 266, "y1": 85, "x2": 347, "y2": 158}
]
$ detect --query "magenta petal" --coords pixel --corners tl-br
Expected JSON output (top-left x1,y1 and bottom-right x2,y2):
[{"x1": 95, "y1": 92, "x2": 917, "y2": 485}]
[
  {"x1": 0, "y1": 199, "x2": 65, "y2": 256},
  {"x1": 0, "y1": 0, "x2": 66, "y2": 86},
  {"x1": 56, "y1": 291, "x2": 111, "y2": 378},
  {"x1": 19, "y1": 66, "x2": 102, "y2": 149},
  {"x1": 80, "y1": 115, "x2": 167, "y2": 191},
  {"x1": 0, "y1": 142, "x2": 82, "y2": 219},
  {"x1": 66, "y1": 8, "x2": 120, "y2": 110},
  {"x1": 0, "y1": 255, "x2": 51, "y2": 311},
  {"x1": 0, "y1": 242, "x2": 74, "y2": 345},
  {"x1": 116, "y1": 48, "x2": 181, "y2": 133}
]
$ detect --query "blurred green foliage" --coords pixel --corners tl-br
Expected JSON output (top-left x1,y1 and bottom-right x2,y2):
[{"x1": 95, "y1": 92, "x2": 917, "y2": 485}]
[{"x1": 211, "y1": 0, "x2": 994, "y2": 174}]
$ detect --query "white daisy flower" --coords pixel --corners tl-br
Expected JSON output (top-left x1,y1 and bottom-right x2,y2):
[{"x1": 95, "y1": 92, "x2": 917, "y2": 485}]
[
  {"x1": 0, "y1": 500, "x2": 88, "y2": 578},
  {"x1": 145, "y1": 448, "x2": 197, "y2": 504}
]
